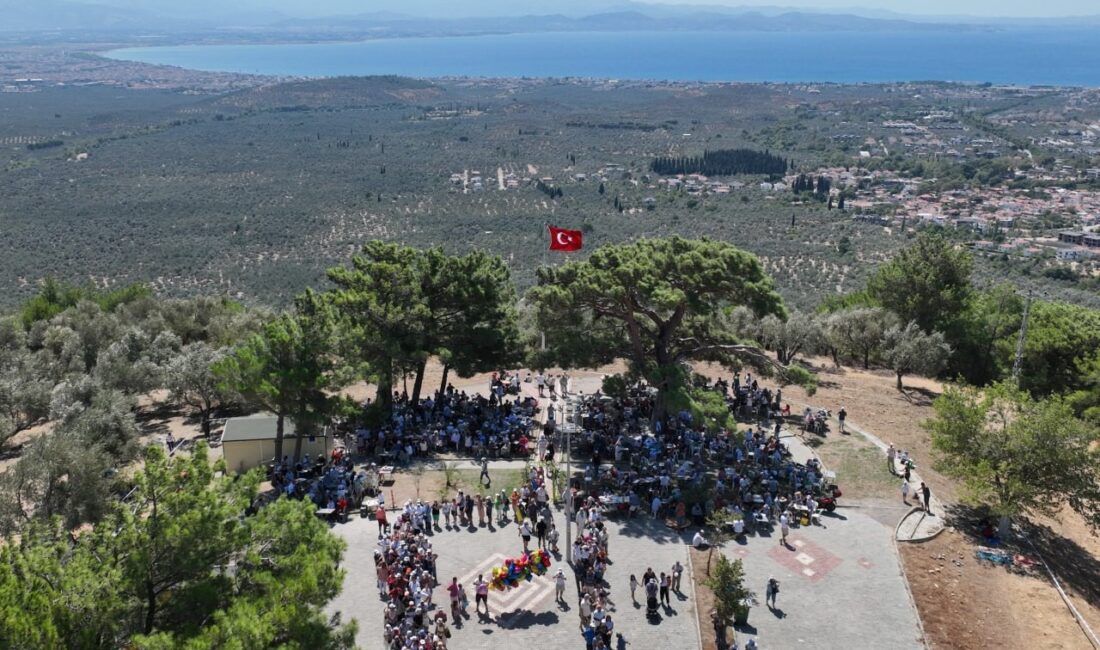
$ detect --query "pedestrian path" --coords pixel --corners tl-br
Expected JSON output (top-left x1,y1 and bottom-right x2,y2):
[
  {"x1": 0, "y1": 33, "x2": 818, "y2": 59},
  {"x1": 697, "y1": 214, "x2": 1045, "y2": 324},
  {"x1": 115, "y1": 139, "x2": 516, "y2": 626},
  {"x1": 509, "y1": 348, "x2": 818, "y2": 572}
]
[{"x1": 788, "y1": 397, "x2": 947, "y2": 542}]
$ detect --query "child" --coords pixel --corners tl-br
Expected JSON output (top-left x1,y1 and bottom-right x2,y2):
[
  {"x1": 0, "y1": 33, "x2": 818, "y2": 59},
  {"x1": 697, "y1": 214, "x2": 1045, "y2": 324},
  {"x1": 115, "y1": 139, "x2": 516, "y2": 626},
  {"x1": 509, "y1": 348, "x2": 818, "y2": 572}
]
[{"x1": 629, "y1": 574, "x2": 639, "y2": 603}]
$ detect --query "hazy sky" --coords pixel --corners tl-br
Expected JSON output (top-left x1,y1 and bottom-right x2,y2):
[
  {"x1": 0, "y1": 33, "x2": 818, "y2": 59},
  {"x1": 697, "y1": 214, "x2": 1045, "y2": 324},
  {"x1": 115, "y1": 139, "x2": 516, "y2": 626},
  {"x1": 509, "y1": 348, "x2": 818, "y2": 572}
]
[{"x1": 87, "y1": 0, "x2": 1100, "y2": 19}]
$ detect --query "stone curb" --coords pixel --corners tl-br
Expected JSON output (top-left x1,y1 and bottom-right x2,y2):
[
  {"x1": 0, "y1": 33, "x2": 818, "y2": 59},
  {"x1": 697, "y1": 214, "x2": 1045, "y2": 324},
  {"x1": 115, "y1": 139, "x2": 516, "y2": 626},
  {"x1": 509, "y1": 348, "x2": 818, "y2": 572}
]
[
  {"x1": 895, "y1": 506, "x2": 947, "y2": 544},
  {"x1": 891, "y1": 520, "x2": 932, "y2": 649},
  {"x1": 686, "y1": 548, "x2": 708, "y2": 650}
]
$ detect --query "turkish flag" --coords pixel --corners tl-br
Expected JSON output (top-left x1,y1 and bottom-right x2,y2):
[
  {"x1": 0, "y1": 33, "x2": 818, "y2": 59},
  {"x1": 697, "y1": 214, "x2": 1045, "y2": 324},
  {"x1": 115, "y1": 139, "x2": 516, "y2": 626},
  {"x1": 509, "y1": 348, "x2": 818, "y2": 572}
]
[{"x1": 548, "y1": 226, "x2": 583, "y2": 252}]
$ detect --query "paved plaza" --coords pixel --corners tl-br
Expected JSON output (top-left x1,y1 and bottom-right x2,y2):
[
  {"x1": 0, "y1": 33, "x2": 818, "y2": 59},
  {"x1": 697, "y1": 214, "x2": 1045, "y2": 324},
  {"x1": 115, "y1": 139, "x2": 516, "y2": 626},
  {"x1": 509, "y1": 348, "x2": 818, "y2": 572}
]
[
  {"x1": 326, "y1": 379, "x2": 924, "y2": 650},
  {"x1": 724, "y1": 508, "x2": 924, "y2": 650},
  {"x1": 327, "y1": 485, "x2": 922, "y2": 650},
  {"x1": 328, "y1": 502, "x2": 700, "y2": 649}
]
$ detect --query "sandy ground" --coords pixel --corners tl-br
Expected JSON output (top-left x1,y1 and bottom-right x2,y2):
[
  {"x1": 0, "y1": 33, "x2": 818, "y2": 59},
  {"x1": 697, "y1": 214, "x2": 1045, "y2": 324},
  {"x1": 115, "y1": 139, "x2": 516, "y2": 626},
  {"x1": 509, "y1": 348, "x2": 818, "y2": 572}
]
[
  {"x1": 900, "y1": 529, "x2": 1089, "y2": 650},
  {"x1": 689, "y1": 547, "x2": 721, "y2": 650}
]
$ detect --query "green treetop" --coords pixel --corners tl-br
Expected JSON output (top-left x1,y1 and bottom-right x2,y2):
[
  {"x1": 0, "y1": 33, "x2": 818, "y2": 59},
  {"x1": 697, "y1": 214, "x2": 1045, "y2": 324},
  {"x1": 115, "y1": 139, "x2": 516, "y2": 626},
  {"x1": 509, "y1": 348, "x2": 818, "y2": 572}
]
[
  {"x1": 528, "y1": 236, "x2": 804, "y2": 423},
  {"x1": 927, "y1": 381, "x2": 1100, "y2": 535},
  {"x1": 0, "y1": 442, "x2": 356, "y2": 649},
  {"x1": 216, "y1": 289, "x2": 346, "y2": 462},
  {"x1": 866, "y1": 231, "x2": 973, "y2": 336}
]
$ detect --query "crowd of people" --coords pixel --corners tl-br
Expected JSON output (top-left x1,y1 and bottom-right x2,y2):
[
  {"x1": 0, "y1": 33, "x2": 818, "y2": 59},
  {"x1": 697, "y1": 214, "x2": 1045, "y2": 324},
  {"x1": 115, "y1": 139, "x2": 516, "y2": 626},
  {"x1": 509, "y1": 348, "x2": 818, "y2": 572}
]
[
  {"x1": 375, "y1": 504, "x2": 453, "y2": 649},
  {"x1": 574, "y1": 373, "x2": 840, "y2": 548},
  {"x1": 339, "y1": 368, "x2": 842, "y2": 650},
  {"x1": 355, "y1": 380, "x2": 542, "y2": 463},
  {"x1": 267, "y1": 447, "x2": 374, "y2": 521}
]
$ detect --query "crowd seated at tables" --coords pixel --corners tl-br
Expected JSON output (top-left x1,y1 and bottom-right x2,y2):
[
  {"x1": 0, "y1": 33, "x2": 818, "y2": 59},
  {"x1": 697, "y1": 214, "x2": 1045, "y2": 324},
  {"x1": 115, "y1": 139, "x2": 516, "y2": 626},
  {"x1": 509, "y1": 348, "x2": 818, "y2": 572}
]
[
  {"x1": 575, "y1": 373, "x2": 838, "y2": 536},
  {"x1": 268, "y1": 447, "x2": 372, "y2": 522},
  {"x1": 355, "y1": 376, "x2": 541, "y2": 464}
]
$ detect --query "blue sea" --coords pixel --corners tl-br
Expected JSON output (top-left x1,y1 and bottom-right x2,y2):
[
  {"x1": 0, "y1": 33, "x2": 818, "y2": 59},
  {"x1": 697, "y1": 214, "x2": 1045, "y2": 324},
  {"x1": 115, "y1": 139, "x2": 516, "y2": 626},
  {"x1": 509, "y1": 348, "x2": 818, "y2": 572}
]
[{"x1": 109, "y1": 29, "x2": 1100, "y2": 86}]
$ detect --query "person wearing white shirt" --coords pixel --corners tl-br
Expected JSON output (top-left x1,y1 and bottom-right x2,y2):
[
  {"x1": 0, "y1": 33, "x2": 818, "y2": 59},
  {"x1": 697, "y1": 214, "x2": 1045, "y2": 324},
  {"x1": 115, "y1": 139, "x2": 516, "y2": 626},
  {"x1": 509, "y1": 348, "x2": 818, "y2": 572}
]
[{"x1": 692, "y1": 531, "x2": 709, "y2": 548}]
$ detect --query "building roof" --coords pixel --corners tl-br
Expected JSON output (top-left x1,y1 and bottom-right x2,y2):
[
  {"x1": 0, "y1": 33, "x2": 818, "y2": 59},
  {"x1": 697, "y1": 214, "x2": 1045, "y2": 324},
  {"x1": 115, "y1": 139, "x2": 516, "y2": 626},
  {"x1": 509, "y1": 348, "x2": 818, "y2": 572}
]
[{"x1": 221, "y1": 415, "x2": 319, "y2": 443}]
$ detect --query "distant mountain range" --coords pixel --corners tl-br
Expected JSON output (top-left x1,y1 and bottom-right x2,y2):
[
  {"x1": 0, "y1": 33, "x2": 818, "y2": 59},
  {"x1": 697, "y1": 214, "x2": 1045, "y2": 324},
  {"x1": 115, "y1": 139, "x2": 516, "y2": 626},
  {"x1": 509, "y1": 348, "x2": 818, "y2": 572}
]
[
  {"x1": 272, "y1": 9, "x2": 978, "y2": 34},
  {"x1": 1, "y1": 0, "x2": 1098, "y2": 35}
]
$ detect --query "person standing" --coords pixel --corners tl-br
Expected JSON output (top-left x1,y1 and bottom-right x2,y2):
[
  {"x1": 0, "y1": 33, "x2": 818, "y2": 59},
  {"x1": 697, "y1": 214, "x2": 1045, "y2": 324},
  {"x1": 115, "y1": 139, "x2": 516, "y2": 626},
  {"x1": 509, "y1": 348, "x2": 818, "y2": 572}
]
[
  {"x1": 582, "y1": 624, "x2": 596, "y2": 650},
  {"x1": 519, "y1": 518, "x2": 533, "y2": 552},
  {"x1": 901, "y1": 479, "x2": 910, "y2": 504},
  {"x1": 921, "y1": 482, "x2": 932, "y2": 513},
  {"x1": 511, "y1": 489, "x2": 522, "y2": 522},
  {"x1": 447, "y1": 577, "x2": 462, "y2": 619},
  {"x1": 779, "y1": 511, "x2": 790, "y2": 545},
  {"x1": 837, "y1": 406, "x2": 847, "y2": 434},
  {"x1": 536, "y1": 515, "x2": 549, "y2": 550},
  {"x1": 476, "y1": 494, "x2": 486, "y2": 526},
  {"x1": 554, "y1": 568, "x2": 568, "y2": 601},
  {"x1": 537, "y1": 432, "x2": 548, "y2": 462},
  {"x1": 376, "y1": 504, "x2": 389, "y2": 539},
  {"x1": 474, "y1": 575, "x2": 489, "y2": 615},
  {"x1": 671, "y1": 561, "x2": 684, "y2": 593},
  {"x1": 629, "y1": 574, "x2": 639, "y2": 603},
  {"x1": 886, "y1": 443, "x2": 896, "y2": 474},
  {"x1": 498, "y1": 491, "x2": 510, "y2": 524},
  {"x1": 659, "y1": 572, "x2": 671, "y2": 606},
  {"x1": 766, "y1": 576, "x2": 779, "y2": 609},
  {"x1": 480, "y1": 457, "x2": 491, "y2": 488}
]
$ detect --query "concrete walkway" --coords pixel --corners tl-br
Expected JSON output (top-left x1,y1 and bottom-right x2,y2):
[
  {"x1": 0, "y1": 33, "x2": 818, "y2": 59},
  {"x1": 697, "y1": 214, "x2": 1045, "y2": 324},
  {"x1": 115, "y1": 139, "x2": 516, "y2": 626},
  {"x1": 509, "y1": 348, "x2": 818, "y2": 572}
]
[
  {"x1": 724, "y1": 424, "x2": 926, "y2": 650},
  {"x1": 841, "y1": 420, "x2": 946, "y2": 542},
  {"x1": 788, "y1": 398, "x2": 947, "y2": 542}
]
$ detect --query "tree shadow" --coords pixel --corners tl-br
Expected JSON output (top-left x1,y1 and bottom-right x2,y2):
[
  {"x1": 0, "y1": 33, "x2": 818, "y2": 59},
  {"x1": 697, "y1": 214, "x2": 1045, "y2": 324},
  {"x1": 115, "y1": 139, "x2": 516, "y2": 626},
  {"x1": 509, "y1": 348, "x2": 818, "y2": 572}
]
[
  {"x1": 801, "y1": 435, "x2": 825, "y2": 449},
  {"x1": 733, "y1": 621, "x2": 757, "y2": 635},
  {"x1": 945, "y1": 504, "x2": 1100, "y2": 609},
  {"x1": 1020, "y1": 521, "x2": 1100, "y2": 608},
  {"x1": 899, "y1": 385, "x2": 939, "y2": 406},
  {"x1": 616, "y1": 517, "x2": 695, "y2": 545}
]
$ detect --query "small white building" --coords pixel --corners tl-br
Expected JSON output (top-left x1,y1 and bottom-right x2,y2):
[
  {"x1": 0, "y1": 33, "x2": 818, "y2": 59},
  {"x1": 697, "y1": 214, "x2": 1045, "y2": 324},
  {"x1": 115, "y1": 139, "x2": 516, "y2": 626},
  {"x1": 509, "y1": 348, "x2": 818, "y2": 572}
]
[{"x1": 221, "y1": 416, "x2": 333, "y2": 474}]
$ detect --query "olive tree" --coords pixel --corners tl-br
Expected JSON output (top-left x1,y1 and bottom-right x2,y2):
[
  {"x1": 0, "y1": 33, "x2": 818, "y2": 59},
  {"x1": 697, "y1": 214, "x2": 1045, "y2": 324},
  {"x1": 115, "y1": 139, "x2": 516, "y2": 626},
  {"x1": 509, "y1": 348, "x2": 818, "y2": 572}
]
[{"x1": 882, "y1": 321, "x2": 951, "y2": 390}]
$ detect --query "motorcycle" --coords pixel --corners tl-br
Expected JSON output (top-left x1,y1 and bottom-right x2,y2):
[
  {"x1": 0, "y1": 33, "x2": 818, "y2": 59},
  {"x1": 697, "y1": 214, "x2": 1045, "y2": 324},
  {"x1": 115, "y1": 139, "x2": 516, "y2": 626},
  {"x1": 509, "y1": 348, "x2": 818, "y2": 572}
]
[{"x1": 815, "y1": 483, "x2": 843, "y2": 512}]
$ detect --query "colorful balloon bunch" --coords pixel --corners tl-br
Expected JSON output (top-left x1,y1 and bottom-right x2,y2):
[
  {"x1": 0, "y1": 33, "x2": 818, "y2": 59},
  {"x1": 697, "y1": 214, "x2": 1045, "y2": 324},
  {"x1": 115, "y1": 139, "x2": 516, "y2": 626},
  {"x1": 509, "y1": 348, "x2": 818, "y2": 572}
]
[{"x1": 487, "y1": 549, "x2": 552, "y2": 591}]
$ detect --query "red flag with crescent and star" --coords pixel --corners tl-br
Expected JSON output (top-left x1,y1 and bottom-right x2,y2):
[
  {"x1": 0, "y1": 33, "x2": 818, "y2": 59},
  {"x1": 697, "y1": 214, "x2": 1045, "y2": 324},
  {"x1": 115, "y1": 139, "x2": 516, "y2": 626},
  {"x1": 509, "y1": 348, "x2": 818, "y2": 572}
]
[{"x1": 548, "y1": 225, "x2": 582, "y2": 252}]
